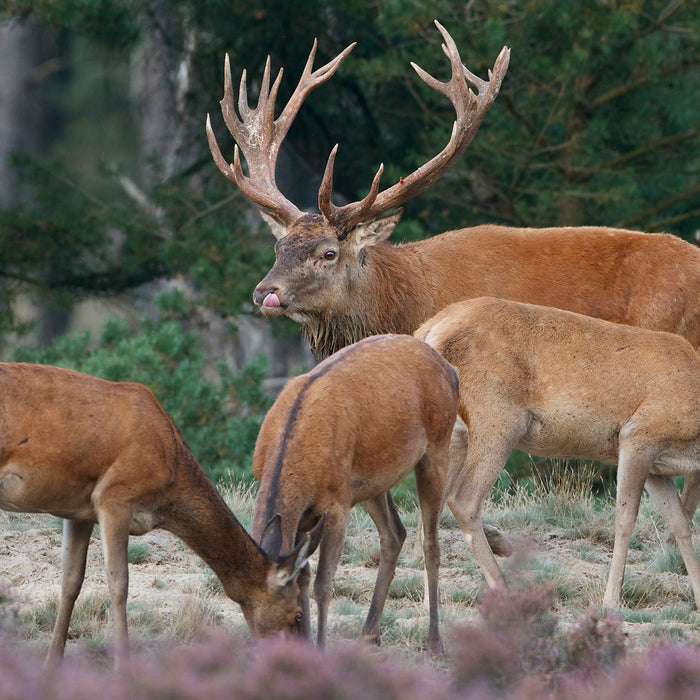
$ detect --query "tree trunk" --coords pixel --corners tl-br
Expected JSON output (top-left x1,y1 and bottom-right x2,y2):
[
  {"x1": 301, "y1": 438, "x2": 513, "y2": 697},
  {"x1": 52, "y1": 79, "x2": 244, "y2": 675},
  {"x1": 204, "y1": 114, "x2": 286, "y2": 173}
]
[{"x1": 0, "y1": 16, "x2": 53, "y2": 207}]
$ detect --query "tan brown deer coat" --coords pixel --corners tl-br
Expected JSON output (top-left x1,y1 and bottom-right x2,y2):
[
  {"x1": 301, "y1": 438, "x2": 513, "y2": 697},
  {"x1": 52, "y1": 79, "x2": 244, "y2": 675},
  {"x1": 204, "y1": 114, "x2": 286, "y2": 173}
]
[
  {"x1": 251, "y1": 334, "x2": 459, "y2": 653},
  {"x1": 415, "y1": 297, "x2": 700, "y2": 609},
  {"x1": 0, "y1": 362, "x2": 321, "y2": 668}
]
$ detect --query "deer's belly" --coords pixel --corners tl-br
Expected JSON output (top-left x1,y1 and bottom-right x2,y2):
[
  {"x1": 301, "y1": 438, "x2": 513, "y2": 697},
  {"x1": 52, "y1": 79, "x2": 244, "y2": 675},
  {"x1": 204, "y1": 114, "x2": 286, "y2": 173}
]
[{"x1": 517, "y1": 412, "x2": 620, "y2": 465}]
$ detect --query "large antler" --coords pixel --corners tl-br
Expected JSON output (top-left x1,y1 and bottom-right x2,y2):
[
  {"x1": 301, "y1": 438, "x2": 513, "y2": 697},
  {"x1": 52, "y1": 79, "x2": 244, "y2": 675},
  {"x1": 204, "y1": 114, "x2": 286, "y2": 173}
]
[
  {"x1": 318, "y1": 20, "x2": 510, "y2": 231},
  {"x1": 206, "y1": 40, "x2": 356, "y2": 226}
]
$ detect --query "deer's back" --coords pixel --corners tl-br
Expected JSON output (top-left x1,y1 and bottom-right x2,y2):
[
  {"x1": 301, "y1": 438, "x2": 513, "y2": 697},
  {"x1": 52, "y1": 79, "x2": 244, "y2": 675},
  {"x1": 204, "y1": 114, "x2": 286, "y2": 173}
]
[
  {"x1": 0, "y1": 363, "x2": 180, "y2": 517},
  {"x1": 412, "y1": 225, "x2": 700, "y2": 347},
  {"x1": 252, "y1": 335, "x2": 458, "y2": 504}
]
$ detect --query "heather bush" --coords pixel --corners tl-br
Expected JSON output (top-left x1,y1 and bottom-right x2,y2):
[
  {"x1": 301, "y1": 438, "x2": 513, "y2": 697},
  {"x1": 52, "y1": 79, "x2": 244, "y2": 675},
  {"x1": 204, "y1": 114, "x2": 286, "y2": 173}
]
[
  {"x1": 591, "y1": 643, "x2": 700, "y2": 700},
  {"x1": 0, "y1": 583, "x2": 20, "y2": 637},
  {"x1": 450, "y1": 582, "x2": 561, "y2": 693},
  {"x1": 564, "y1": 604, "x2": 627, "y2": 679},
  {"x1": 0, "y1": 633, "x2": 454, "y2": 700},
  {"x1": 225, "y1": 636, "x2": 451, "y2": 700},
  {"x1": 0, "y1": 640, "x2": 49, "y2": 700},
  {"x1": 450, "y1": 582, "x2": 627, "y2": 696},
  {"x1": 1, "y1": 624, "x2": 700, "y2": 699}
]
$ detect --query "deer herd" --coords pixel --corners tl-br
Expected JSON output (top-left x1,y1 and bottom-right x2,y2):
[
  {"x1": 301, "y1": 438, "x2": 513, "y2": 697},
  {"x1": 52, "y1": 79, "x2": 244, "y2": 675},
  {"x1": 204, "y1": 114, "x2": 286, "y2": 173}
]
[{"x1": 4, "y1": 20, "x2": 700, "y2": 667}]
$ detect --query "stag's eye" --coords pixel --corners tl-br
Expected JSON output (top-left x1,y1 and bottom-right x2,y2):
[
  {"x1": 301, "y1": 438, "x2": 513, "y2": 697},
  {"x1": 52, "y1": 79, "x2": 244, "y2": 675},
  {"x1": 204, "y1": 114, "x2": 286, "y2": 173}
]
[
  {"x1": 322, "y1": 250, "x2": 336, "y2": 260},
  {"x1": 295, "y1": 611, "x2": 304, "y2": 622}
]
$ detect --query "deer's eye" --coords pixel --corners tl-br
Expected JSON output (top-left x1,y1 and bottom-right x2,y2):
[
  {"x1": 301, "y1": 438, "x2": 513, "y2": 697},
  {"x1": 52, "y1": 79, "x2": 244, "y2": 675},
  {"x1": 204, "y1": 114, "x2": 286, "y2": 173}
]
[
  {"x1": 322, "y1": 250, "x2": 336, "y2": 260},
  {"x1": 295, "y1": 611, "x2": 304, "y2": 622}
]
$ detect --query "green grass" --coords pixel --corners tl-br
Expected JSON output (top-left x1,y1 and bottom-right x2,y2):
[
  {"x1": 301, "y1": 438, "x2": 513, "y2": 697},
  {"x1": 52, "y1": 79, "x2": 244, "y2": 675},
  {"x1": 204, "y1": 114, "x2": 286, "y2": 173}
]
[
  {"x1": 127, "y1": 541, "x2": 151, "y2": 564},
  {"x1": 332, "y1": 577, "x2": 371, "y2": 603},
  {"x1": 219, "y1": 476, "x2": 257, "y2": 531},
  {"x1": 22, "y1": 597, "x2": 58, "y2": 635},
  {"x1": 623, "y1": 603, "x2": 697, "y2": 624},
  {"x1": 388, "y1": 575, "x2": 424, "y2": 602},
  {"x1": 449, "y1": 587, "x2": 479, "y2": 605}
]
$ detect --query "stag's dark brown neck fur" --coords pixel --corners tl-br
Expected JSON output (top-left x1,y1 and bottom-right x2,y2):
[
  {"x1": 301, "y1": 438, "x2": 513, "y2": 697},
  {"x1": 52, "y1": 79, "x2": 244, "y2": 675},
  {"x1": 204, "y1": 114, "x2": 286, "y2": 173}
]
[{"x1": 304, "y1": 241, "x2": 436, "y2": 358}]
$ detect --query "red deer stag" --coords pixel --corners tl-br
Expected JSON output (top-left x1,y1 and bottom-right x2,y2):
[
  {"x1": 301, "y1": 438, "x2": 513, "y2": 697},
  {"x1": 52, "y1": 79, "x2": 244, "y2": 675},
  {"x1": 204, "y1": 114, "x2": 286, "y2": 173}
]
[
  {"x1": 415, "y1": 297, "x2": 700, "y2": 610},
  {"x1": 251, "y1": 334, "x2": 460, "y2": 654},
  {"x1": 0, "y1": 362, "x2": 322, "y2": 669},
  {"x1": 206, "y1": 21, "x2": 700, "y2": 518}
]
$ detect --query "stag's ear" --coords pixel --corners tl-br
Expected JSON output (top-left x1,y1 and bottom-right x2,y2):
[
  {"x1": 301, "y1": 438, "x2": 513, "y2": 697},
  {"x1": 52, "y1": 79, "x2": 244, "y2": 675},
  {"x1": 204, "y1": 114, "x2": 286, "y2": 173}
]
[
  {"x1": 271, "y1": 516, "x2": 325, "y2": 587},
  {"x1": 260, "y1": 210, "x2": 289, "y2": 240},
  {"x1": 350, "y1": 209, "x2": 403, "y2": 249}
]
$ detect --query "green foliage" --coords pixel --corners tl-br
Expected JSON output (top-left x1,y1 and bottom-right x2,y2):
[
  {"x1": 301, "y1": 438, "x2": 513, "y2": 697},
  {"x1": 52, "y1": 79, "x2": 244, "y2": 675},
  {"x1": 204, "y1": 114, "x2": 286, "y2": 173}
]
[
  {"x1": 0, "y1": 152, "x2": 272, "y2": 338},
  {"x1": 2, "y1": 1, "x2": 698, "y2": 346},
  {"x1": 9, "y1": 289, "x2": 273, "y2": 481},
  {"x1": 1, "y1": 0, "x2": 142, "y2": 48}
]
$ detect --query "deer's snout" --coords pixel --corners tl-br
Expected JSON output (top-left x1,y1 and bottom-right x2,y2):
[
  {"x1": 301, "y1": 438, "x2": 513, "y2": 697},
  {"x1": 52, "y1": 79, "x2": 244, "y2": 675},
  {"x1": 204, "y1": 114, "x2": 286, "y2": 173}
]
[
  {"x1": 253, "y1": 288, "x2": 271, "y2": 306},
  {"x1": 254, "y1": 286, "x2": 283, "y2": 311}
]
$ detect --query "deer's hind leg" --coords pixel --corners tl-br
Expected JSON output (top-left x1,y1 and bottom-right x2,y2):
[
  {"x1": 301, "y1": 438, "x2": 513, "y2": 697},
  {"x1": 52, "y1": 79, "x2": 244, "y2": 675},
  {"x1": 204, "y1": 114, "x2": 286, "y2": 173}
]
[
  {"x1": 603, "y1": 443, "x2": 651, "y2": 610},
  {"x1": 46, "y1": 518, "x2": 94, "y2": 667},
  {"x1": 646, "y1": 474, "x2": 700, "y2": 608},
  {"x1": 445, "y1": 449, "x2": 513, "y2": 588},
  {"x1": 362, "y1": 492, "x2": 406, "y2": 645}
]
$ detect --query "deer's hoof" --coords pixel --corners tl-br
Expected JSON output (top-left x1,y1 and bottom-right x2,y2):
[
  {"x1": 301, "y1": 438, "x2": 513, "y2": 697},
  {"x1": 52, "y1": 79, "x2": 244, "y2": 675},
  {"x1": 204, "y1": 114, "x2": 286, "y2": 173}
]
[
  {"x1": 427, "y1": 637, "x2": 444, "y2": 656},
  {"x1": 362, "y1": 633, "x2": 381, "y2": 646}
]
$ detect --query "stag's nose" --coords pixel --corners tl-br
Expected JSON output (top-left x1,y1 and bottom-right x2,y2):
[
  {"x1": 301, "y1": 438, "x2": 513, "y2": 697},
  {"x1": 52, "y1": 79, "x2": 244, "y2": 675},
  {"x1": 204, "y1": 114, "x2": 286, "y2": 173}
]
[{"x1": 253, "y1": 286, "x2": 281, "y2": 309}]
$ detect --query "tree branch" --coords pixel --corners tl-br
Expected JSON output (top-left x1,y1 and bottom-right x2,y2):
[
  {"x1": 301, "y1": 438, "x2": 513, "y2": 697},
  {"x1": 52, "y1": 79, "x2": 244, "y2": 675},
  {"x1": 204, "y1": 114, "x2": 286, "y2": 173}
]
[{"x1": 614, "y1": 181, "x2": 700, "y2": 228}]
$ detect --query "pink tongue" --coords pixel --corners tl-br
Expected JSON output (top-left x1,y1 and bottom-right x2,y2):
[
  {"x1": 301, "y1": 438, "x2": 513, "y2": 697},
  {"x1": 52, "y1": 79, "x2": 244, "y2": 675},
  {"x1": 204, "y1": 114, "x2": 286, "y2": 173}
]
[{"x1": 262, "y1": 292, "x2": 281, "y2": 309}]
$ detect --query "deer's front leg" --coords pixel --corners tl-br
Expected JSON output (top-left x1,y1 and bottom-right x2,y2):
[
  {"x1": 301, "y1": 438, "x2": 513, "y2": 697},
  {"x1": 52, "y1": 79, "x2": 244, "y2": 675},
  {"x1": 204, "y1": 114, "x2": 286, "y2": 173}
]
[
  {"x1": 97, "y1": 504, "x2": 133, "y2": 669},
  {"x1": 313, "y1": 508, "x2": 349, "y2": 647},
  {"x1": 362, "y1": 493, "x2": 406, "y2": 645},
  {"x1": 46, "y1": 519, "x2": 94, "y2": 667}
]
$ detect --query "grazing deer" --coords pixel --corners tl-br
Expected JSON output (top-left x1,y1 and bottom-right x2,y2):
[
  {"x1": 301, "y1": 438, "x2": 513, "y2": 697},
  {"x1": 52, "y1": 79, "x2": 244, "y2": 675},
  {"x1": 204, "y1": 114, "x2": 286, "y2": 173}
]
[
  {"x1": 415, "y1": 297, "x2": 700, "y2": 610},
  {"x1": 251, "y1": 334, "x2": 461, "y2": 654},
  {"x1": 206, "y1": 21, "x2": 700, "y2": 518},
  {"x1": 0, "y1": 362, "x2": 322, "y2": 669}
]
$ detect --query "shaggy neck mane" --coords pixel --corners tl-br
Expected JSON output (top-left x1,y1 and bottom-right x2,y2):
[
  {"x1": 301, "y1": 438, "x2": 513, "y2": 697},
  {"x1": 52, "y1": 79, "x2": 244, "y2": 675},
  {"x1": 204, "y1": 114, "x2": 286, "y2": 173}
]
[{"x1": 303, "y1": 242, "x2": 430, "y2": 358}]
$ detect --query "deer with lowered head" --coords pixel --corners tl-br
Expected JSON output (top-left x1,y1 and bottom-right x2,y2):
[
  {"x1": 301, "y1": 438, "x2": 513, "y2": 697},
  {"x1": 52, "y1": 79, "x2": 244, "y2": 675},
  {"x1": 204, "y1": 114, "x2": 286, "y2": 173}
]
[
  {"x1": 206, "y1": 21, "x2": 700, "y2": 519},
  {"x1": 415, "y1": 296, "x2": 700, "y2": 610},
  {"x1": 251, "y1": 334, "x2": 462, "y2": 654},
  {"x1": 0, "y1": 362, "x2": 322, "y2": 669}
]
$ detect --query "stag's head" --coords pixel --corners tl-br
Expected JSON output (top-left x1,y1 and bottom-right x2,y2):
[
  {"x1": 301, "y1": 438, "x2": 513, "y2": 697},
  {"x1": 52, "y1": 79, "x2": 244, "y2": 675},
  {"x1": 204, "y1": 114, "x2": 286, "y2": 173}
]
[{"x1": 206, "y1": 21, "x2": 509, "y2": 328}]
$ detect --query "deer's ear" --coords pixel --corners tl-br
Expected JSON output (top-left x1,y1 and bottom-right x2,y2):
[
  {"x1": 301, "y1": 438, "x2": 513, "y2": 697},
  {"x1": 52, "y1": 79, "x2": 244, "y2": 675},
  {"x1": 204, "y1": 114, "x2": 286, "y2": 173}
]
[
  {"x1": 260, "y1": 210, "x2": 289, "y2": 240},
  {"x1": 259, "y1": 514, "x2": 283, "y2": 559},
  {"x1": 271, "y1": 517, "x2": 325, "y2": 587},
  {"x1": 350, "y1": 209, "x2": 403, "y2": 249}
]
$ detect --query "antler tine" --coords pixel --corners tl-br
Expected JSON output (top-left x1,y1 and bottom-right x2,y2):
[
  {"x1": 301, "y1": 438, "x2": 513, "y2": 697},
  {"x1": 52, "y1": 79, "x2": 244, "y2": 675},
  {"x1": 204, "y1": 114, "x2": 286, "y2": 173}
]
[
  {"x1": 237, "y1": 66, "x2": 250, "y2": 116},
  {"x1": 208, "y1": 40, "x2": 355, "y2": 226},
  {"x1": 277, "y1": 40, "x2": 357, "y2": 143},
  {"x1": 206, "y1": 113, "x2": 236, "y2": 183},
  {"x1": 322, "y1": 21, "x2": 509, "y2": 230},
  {"x1": 318, "y1": 144, "x2": 384, "y2": 229}
]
